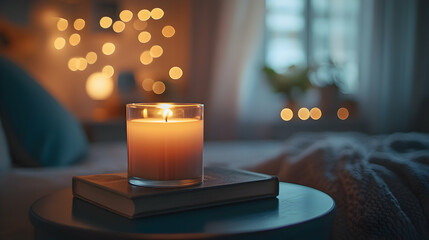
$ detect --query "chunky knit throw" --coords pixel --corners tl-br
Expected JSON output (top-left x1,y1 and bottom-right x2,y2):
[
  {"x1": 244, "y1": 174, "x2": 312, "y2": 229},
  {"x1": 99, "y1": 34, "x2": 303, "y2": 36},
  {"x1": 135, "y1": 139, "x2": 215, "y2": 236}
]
[{"x1": 252, "y1": 132, "x2": 429, "y2": 239}]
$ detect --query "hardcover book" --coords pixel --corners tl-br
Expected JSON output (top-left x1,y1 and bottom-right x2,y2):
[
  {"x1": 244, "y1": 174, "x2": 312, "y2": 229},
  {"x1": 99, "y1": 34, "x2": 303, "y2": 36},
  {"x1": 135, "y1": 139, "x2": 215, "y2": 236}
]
[{"x1": 72, "y1": 167, "x2": 279, "y2": 219}]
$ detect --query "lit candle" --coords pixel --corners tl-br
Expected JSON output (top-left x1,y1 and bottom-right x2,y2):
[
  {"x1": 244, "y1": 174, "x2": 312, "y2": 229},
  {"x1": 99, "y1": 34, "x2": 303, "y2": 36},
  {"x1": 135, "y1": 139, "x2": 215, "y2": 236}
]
[{"x1": 127, "y1": 103, "x2": 204, "y2": 187}]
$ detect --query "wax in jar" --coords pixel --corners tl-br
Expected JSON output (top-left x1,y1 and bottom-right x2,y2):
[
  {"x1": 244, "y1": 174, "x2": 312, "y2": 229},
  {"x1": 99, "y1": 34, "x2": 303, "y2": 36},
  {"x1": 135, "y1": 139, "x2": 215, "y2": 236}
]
[{"x1": 127, "y1": 118, "x2": 203, "y2": 181}]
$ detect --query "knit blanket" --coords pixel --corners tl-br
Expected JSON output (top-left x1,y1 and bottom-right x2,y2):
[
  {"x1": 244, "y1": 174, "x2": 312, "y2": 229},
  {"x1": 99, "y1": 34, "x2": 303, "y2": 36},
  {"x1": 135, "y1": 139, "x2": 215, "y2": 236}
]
[{"x1": 252, "y1": 132, "x2": 429, "y2": 239}]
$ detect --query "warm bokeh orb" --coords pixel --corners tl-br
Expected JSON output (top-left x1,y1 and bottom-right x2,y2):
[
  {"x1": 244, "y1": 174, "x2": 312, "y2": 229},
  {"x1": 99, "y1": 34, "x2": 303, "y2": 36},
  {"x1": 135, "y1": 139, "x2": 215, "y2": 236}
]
[
  {"x1": 54, "y1": 37, "x2": 65, "y2": 50},
  {"x1": 337, "y1": 107, "x2": 349, "y2": 120},
  {"x1": 152, "y1": 81, "x2": 166, "y2": 94},
  {"x1": 310, "y1": 107, "x2": 322, "y2": 120},
  {"x1": 113, "y1": 21, "x2": 125, "y2": 33},
  {"x1": 119, "y1": 10, "x2": 133, "y2": 22},
  {"x1": 138, "y1": 9, "x2": 151, "y2": 21},
  {"x1": 74, "y1": 18, "x2": 85, "y2": 30},
  {"x1": 162, "y1": 25, "x2": 175, "y2": 38},
  {"x1": 76, "y1": 58, "x2": 87, "y2": 71},
  {"x1": 68, "y1": 58, "x2": 78, "y2": 71},
  {"x1": 86, "y1": 72, "x2": 114, "y2": 100},
  {"x1": 69, "y1": 33, "x2": 80, "y2": 46},
  {"x1": 57, "y1": 18, "x2": 68, "y2": 31},
  {"x1": 280, "y1": 108, "x2": 293, "y2": 121},
  {"x1": 102, "y1": 65, "x2": 114, "y2": 78},
  {"x1": 140, "y1": 51, "x2": 153, "y2": 65},
  {"x1": 150, "y1": 45, "x2": 163, "y2": 58},
  {"x1": 169, "y1": 67, "x2": 183, "y2": 80},
  {"x1": 298, "y1": 108, "x2": 310, "y2": 120},
  {"x1": 86, "y1": 52, "x2": 97, "y2": 64},
  {"x1": 138, "y1": 31, "x2": 151, "y2": 43},
  {"x1": 151, "y1": 8, "x2": 164, "y2": 20},
  {"x1": 142, "y1": 78, "x2": 154, "y2": 91},
  {"x1": 133, "y1": 20, "x2": 147, "y2": 31},
  {"x1": 102, "y1": 43, "x2": 115, "y2": 55},
  {"x1": 100, "y1": 16, "x2": 112, "y2": 29}
]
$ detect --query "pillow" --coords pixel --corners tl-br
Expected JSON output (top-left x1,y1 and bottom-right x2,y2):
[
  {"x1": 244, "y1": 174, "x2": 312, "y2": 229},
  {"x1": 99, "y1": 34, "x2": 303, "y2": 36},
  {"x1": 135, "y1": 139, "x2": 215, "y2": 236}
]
[
  {"x1": 0, "y1": 117, "x2": 11, "y2": 172},
  {"x1": 0, "y1": 56, "x2": 88, "y2": 167}
]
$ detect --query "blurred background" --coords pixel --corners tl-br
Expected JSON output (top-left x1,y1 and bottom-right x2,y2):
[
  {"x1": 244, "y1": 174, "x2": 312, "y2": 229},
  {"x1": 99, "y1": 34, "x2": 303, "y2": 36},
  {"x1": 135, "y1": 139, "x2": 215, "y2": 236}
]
[{"x1": 1, "y1": 0, "x2": 428, "y2": 141}]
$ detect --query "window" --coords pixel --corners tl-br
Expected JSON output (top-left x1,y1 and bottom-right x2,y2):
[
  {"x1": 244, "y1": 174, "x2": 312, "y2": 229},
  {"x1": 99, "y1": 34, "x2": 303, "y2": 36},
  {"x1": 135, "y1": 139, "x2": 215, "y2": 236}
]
[{"x1": 265, "y1": 0, "x2": 360, "y2": 93}]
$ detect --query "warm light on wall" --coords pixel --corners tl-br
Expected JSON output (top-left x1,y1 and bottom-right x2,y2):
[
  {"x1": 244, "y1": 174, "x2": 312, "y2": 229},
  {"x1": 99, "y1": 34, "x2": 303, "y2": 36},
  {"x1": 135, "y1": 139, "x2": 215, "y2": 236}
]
[
  {"x1": 119, "y1": 10, "x2": 133, "y2": 22},
  {"x1": 152, "y1": 81, "x2": 166, "y2": 94},
  {"x1": 162, "y1": 25, "x2": 175, "y2": 38},
  {"x1": 113, "y1": 21, "x2": 125, "y2": 33},
  {"x1": 69, "y1": 33, "x2": 81, "y2": 46},
  {"x1": 337, "y1": 107, "x2": 349, "y2": 120},
  {"x1": 54, "y1": 37, "x2": 66, "y2": 50},
  {"x1": 57, "y1": 18, "x2": 68, "y2": 31},
  {"x1": 150, "y1": 45, "x2": 163, "y2": 58},
  {"x1": 138, "y1": 31, "x2": 151, "y2": 43},
  {"x1": 280, "y1": 108, "x2": 293, "y2": 121},
  {"x1": 102, "y1": 65, "x2": 114, "y2": 78},
  {"x1": 150, "y1": 8, "x2": 164, "y2": 20},
  {"x1": 133, "y1": 20, "x2": 147, "y2": 31},
  {"x1": 310, "y1": 107, "x2": 322, "y2": 120},
  {"x1": 169, "y1": 66, "x2": 183, "y2": 80},
  {"x1": 138, "y1": 9, "x2": 151, "y2": 21},
  {"x1": 298, "y1": 108, "x2": 310, "y2": 120},
  {"x1": 100, "y1": 16, "x2": 112, "y2": 29},
  {"x1": 74, "y1": 18, "x2": 85, "y2": 31},
  {"x1": 140, "y1": 51, "x2": 153, "y2": 65},
  {"x1": 102, "y1": 43, "x2": 115, "y2": 55},
  {"x1": 142, "y1": 78, "x2": 154, "y2": 91},
  {"x1": 86, "y1": 72, "x2": 114, "y2": 100},
  {"x1": 86, "y1": 52, "x2": 97, "y2": 64}
]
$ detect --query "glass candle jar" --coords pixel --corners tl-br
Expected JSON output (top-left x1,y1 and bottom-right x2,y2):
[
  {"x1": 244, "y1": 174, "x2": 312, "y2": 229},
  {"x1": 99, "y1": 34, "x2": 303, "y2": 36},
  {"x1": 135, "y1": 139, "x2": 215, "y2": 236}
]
[{"x1": 126, "y1": 103, "x2": 204, "y2": 187}]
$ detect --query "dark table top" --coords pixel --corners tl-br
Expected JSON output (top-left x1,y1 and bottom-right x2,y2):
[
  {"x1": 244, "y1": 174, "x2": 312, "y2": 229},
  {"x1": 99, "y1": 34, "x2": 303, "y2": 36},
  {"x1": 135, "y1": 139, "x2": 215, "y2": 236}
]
[{"x1": 30, "y1": 182, "x2": 335, "y2": 240}]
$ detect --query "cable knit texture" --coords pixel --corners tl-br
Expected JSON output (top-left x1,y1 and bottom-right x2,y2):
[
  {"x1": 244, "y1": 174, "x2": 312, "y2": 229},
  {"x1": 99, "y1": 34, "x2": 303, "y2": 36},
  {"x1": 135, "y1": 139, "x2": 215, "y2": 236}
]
[{"x1": 252, "y1": 132, "x2": 429, "y2": 239}]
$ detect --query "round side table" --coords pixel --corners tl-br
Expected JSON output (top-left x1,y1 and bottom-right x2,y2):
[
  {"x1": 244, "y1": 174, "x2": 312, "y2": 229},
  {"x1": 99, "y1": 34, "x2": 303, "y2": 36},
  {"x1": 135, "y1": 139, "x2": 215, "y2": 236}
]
[{"x1": 30, "y1": 182, "x2": 335, "y2": 240}]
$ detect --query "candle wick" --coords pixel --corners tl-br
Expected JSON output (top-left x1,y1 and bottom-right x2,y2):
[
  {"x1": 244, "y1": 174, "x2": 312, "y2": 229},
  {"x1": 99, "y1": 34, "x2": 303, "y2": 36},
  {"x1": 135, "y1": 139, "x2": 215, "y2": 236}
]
[{"x1": 165, "y1": 115, "x2": 168, "y2": 122}]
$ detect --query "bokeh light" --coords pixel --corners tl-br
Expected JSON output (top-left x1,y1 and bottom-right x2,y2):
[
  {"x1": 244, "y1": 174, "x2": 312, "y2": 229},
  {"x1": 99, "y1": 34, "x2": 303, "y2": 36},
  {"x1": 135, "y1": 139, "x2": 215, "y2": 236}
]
[
  {"x1": 86, "y1": 52, "x2": 97, "y2": 64},
  {"x1": 169, "y1": 67, "x2": 183, "y2": 80},
  {"x1": 100, "y1": 16, "x2": 112, "y2": 29},
  {"x1": 102, "y1": 42, "x2": 115, "y2": 55},
  {"x1": 119, "y1": 10, "x2": 133, "y2": 22},
  {"x1": 57, "y1": 18, "x2": 68, "y2": 31},
  {"x1": 133, "y1": 20, "x2": 147, "y2": 31},
  {"x1": 86, "y1": 72, "x2": 114, "y2": 100},
  {"x1": 310, "y1": 107, "x2": 322, "y2": 120},
  {"x1": 150, "y1": 45, "x2": 163, "y2": 58},
  {"x1": 152, "y1": 81, "x2": 166, "y2": 94},
  {"x1": 142, "y1": 78, "x2": 154, "y2": 91},
  {"x1": 102, "y1": 65, "x2": 114, "y2": 78},
  {"x1": 337, "y1": 107, "x2": 349, "y2": 120},
  {"x1": 151, "y1": 8, "x2": 164, "y2": 20},
  {"x1": 76, "y1": 58, "x2": 87, "y2": 71},
  {"x1": 138, "y1": 31, "x2": 151, "y2": 43},
  {"x1": 54, "y1": 37, "x2": 65, "y2": 50},
  {"x1": 162, "y1": 25, "x2": 175, "y2": 38},
  {"x1": 298, "y1": 108, "x2": 310, "y2": 120},
  {"x1": 140, "y1": 51, "x2": 153, "y2": 65},
  {"x1": 280, "y1": 108, "x2": 293, "y2": 121},
  {"x1": 68, "y1": 58, "x2": 78, "y2": 71},
  {"x1": 113, "y1": 21, "x2": 125, "y2": 33},
  {"x1": 138, "y1": 9, "x2": 151, "y2": 21},
  {"x1": 69, "y1": 33, "x2": 81, "y2": 46},
  {"x1": 74, "y1": 18, "x2": 85, "y2": 30}
]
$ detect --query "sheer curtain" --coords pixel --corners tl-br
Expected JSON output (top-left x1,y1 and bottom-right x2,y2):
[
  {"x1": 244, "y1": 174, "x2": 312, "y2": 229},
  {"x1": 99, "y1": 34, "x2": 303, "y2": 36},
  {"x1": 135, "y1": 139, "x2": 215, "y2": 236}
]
[{"x1": 358, "y1": 0, "x2": 419, "y2": 133}]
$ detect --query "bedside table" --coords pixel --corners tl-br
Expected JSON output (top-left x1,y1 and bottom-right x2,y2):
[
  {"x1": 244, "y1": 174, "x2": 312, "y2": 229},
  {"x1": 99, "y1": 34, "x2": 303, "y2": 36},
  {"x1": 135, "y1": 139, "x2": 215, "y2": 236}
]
[{"x1": 30, "y1": 182, "x2": 335, "y2": 240}]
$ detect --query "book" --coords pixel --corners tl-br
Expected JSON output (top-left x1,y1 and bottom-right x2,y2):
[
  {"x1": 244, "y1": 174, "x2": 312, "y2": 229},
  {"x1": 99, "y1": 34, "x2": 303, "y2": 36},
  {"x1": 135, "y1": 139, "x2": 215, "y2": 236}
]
[{"x1": 72, "y1": 167, "x2": 279, "y2": 219}]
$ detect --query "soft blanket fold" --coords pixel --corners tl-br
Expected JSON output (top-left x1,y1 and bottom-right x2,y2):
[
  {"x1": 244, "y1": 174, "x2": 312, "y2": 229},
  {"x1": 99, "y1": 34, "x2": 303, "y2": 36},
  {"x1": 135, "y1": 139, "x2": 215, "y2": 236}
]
[{"x1": 252, "y1": 132, "x2": 429, "y2": 239}]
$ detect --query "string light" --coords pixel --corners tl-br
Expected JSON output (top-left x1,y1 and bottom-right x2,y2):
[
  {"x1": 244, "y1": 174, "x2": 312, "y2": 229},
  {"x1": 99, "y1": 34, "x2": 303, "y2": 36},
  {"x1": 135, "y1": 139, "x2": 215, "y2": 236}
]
[
  {"x1": 169, "y1": 67, "x2": 183, "y2": 80},
  {"x1": 102, "y1": 42, "x2": 115, "y2": 55},
  {"x1": 54, "y1": 37, "x2": 66, "y2": 50},
  {"x1": 69, "y1": 33, "x2": 81, "y2": 46},
  {"x1": 138, "y1": 9, "x2": 151, "y2": 21},
  {"x1": 140, "y1": 51, "x2": 153, "y2": 65},
  {"x1": 298, "y1": 108, "x2": 310, "y2": 120},
  {"x1": 310, "y1": 107, "x2": 322, "y2": 120},
  {"x1": 74, "y1": 18, "x2": 85, "y2": 30},
  {"x1": 150, "y1": 45, "x2": 163, "y2": 58},
  {"x1": 162, "y1": 25, "x2": 175, "y2": 38},
  {"x1": 138, "y1": 31, "x2": 151, "y2": 43},
  {"x1": 57, "y1": 18, "x2": 68, "y2": 31},
  {"x1": 151, "y1": 8, "x2": 164, "y2": 20},
  {"x1": 100, "y1": 16, "x2": 112, "y2": 28},
  {"x1": 337, "y1": 107, "x2": 349, "y2": 120},
  {"x1": 86, "y1": 52, "x2": 97, "y2": 64},
  {"x1": 102, "y1": 65, "x2": 114, "y2": 78},
  {"x1": 68, "y1": 58, "x2": 78, "y2": 71},
  {"x1": 280, "y1": 108, "x2": 293, "y2": 121},
  {"x1": 76, "y1": 58, "x2": 87, "y2": 71},
  {"x1": 113, "y1": 21, "x2": 125, "y2": 33},
  {"x1": 119, "y1": 10, "x2": 133, "y2": 22}
]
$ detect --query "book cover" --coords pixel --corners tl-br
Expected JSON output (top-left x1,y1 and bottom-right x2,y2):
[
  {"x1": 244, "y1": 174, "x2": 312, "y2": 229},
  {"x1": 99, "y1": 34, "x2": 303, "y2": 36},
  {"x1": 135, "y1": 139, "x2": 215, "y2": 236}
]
[{"x1": 72, "y1": 167, "x2": 279, "y2": 219}]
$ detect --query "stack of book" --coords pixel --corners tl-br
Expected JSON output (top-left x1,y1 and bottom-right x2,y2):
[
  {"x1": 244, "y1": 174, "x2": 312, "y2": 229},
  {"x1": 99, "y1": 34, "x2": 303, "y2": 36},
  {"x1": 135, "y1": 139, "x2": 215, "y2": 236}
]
[{"x1": 72, "y1": 167, "x2": 279, "y2": 219}]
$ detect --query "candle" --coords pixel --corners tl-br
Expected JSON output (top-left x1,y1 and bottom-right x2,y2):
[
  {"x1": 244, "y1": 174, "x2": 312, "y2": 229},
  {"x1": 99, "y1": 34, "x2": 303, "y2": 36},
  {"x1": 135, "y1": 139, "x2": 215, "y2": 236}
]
[{"x1": 127, "y1": 103, "x2": 204, "y2": 187}]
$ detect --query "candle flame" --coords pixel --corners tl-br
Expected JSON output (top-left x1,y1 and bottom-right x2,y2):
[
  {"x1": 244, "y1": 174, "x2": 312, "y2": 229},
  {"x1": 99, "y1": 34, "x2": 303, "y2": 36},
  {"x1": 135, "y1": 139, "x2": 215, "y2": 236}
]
[{"x1": 163, "y1": 109, "x2": 173, "y2": 122}]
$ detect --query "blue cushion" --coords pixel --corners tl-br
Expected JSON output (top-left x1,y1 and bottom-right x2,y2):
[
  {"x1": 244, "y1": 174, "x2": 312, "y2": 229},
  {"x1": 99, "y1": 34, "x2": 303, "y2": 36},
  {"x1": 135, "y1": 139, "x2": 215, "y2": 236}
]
[
  {"x1": 0, "y1": 117, "x2": 11, "y2": 171},
  {"x1": 0, "y1": 56, "x2": 88, "y2": 166}
]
